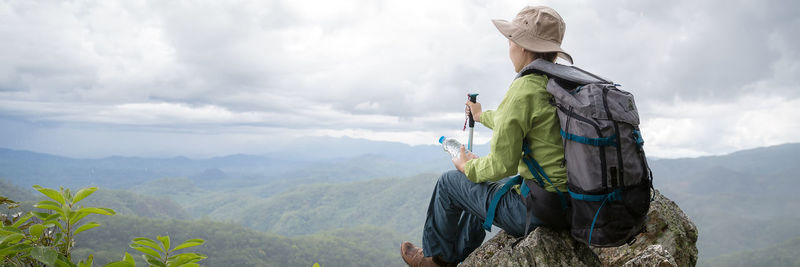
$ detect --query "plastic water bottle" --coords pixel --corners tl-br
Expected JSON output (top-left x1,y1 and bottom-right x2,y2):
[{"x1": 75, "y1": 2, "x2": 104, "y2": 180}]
[{"x1": 439, "y1": 136, "x2": 463, "y2": 159}]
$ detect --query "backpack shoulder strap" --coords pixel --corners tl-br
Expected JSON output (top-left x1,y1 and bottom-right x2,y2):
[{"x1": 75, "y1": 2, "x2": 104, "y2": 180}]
[{"x1": 517, "y1": 59, "x2": 613, "y2": 85}]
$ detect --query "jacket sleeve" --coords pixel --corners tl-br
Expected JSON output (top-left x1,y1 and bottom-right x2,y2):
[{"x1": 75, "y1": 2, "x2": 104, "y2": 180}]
[
  {"x1": 464, "y1": 82, "x2": 533, "y2": 183},
  {"x1": 480, "y1": 110, "x2": 495, "y2": 130}
]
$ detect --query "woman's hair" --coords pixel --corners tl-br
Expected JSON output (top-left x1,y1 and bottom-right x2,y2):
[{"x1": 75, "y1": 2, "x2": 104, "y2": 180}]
[{"x1": 533, "y1": 51, "x2": 558, "y2": 63}]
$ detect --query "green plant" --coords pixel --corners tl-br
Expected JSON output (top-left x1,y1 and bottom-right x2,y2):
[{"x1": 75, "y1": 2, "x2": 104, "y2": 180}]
[
  {"x1": 105, "y1": 236, "x2": 206, "y2": 267},
  {"x1": 32, "y1": 186, "x2": 115, "y2": 262},
  {"x1": 1, "y1": 185, "x2": 115, "y2": 266}
]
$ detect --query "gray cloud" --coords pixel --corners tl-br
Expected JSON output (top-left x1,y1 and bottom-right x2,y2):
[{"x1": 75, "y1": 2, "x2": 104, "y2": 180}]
[{"x1": 0, "y1": 0, "x2": 798, "y2": 157}]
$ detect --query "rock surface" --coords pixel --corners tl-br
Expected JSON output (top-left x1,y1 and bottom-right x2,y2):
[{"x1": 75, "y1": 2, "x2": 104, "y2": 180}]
[
  {"x1": 460, "y1": 190, "x2": 697, "y2": 266},
  {"x1": 594, "y1": 190, "x2": 698, "y2": 267}
]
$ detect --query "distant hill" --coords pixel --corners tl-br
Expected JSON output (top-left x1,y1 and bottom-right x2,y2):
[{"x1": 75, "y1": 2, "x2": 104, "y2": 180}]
[
  {"x1": 0, "y1": 136, "x2": 470, "y2": 191},
  {"x1": 234, "y1": 173, "x2": 438, "y2": 239},
  {"x1": 648, "y1": 143, "x2": 800, "y2": 264},
  {"x1": 3, "y1": 141, "x2": 799, "y2": 266},
  {"x1": 73, "y1": 215, "x2": 407, "y2": 267},
  {"x1": 0, "y1": 179, "x2": 35, "y2": 202},
  {"x1": 0, "y1": 180, "x2": 190, "y2": 220},
  {"x1": 705, "y1": 236, "x2": 800, "y2": 267}
]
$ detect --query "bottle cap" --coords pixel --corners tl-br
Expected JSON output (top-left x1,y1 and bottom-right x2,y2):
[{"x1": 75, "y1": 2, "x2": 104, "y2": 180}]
[{"x1": 438, "y1": 136, "x2": 446, "y2": 144}]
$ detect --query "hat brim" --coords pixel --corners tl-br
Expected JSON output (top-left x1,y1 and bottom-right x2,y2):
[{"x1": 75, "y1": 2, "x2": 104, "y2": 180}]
[{"x1": 492, "y1": 19, "x2": 574, "y2": 64}]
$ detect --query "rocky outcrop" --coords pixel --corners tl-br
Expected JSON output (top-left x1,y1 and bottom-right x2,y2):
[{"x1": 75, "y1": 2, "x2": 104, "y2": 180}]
[
  {"x1": 460, "y1": 190, "x2": 697, "y2": 266},
  {"x1": 594, "y1": 190, "x2": 698, "y2": 266},
  {"x1": 460, "y1": 227, "x2": 600, "y2": 266}
]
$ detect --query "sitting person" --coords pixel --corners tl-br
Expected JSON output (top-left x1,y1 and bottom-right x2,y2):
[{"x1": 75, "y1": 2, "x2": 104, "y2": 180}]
[{"x1": 401, "y1": 6, "x2": 573, "y2": 266}]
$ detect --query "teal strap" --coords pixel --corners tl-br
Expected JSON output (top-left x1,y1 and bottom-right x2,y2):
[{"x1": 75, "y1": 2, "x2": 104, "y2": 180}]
[
  {"x1": 588, "y1": 196, "x2": 610, "y2": 244},
  {"x1": 568, "y1": 188, "x2": 622, "y2": 244},
  {"x1": 482, "y1": 175, "x2": 523, "y2": 231},
  {"x1": 520, "y1": 180, "x2": 530, "y2": 198},
  {"x1": 522, "y1": 142, "x2": 568, "y2": 210},
  {"x1": 633, "y1": 130, "x2": 644, "y2": 146},
  {"x1": 560, "y1": 129, "x2": 616, "y2": 146},
  {"x1": 568, "y1": 189, "x2": 622, "y2": 202}
]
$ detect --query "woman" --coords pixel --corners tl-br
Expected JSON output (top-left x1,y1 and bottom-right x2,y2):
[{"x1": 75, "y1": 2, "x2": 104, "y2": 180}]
[{"x1": 401, "y1": 6, "x2": 573, "y2": 267}]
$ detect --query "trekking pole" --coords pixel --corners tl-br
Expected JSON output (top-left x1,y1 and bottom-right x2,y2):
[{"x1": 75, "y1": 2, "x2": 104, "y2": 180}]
[{"x1": 467, "y1": 93, "x2": 479, "y2": 152}]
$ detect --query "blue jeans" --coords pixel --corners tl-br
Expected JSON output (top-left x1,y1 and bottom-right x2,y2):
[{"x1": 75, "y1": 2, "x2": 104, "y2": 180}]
[{"x1": 422, "y1": 170, "x2": 545, "y2": 263}]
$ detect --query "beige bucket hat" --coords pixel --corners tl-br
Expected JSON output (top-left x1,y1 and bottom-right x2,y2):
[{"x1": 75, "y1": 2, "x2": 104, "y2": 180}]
[{"x1": 492, "y1": 6, "x2": 573, "y2": 64}]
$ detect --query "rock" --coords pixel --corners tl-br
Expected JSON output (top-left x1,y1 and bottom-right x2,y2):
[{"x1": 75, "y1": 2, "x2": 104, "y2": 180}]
[
  {"x1": 621, "y1": 245, "x2": 677, "y2": 267},
  {"x1": 460, "y1": 227, "x2": 600, "y2": 267},
  {"x1": 460, "y1": 190, "x2": 697, "y2": 266},
  {"x1": 594, "y1": 190, "x2": 698, "y2": 267}
]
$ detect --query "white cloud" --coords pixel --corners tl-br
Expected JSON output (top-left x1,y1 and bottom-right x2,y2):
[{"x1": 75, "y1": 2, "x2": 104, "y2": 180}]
[
  {"x1": 641, "y1": 93, "x2": 800, "y2": 158},
  {"x1": 0, "y1": 0, "x2": 798, "y2": 158}
]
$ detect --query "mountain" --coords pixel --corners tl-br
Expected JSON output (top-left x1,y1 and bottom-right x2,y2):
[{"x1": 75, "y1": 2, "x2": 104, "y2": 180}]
[
  {"x1": 0, "y1": 136, "x2": 470, "y2": 191},
  {"x1": 705, "y1": 236, "x2": 800, "y2": 267},
  {"x1": 3, "y1": 141, "x2": 799, "y2": 266},
  {"x1": 234, "y1": 173, "x2": 438, "y2": 239},
  {"x1": 73, "y1": 215, "x2": 407, "y2": 267},
  {"x1": 648, "y1": 143, "x2": 800, "y2": 264}
]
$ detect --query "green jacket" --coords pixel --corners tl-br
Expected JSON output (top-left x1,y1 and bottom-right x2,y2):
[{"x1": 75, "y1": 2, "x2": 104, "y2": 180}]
[{"x1": 463, "y1": 73, "x2": 567, "y2": 193}]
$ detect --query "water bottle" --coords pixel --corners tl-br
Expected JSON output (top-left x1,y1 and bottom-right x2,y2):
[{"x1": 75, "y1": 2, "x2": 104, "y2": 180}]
[{"x1": 439, "y1": 136, "x2": 463, "y2": 159}]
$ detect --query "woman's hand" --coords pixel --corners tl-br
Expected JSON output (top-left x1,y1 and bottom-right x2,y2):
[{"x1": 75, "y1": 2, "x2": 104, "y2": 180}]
[
  {"x1": 466, "y1": 101, "x2": 482, "y2": 123},
  {"x1": 453, "y1": 145, "x2": 479, "y2": 173}
]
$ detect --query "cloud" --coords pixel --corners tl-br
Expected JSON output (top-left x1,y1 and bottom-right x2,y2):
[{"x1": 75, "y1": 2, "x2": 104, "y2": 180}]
[{"x1": 0, "y1": 0, "x2": 797, "y2": 158}]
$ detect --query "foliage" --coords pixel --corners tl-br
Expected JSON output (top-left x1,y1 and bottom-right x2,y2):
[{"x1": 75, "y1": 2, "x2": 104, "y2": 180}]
[
  {"x1": 1, "y1": 186, "x2": 206, "y2": 267},
  {"x1": 1, "y1": 185, "x2": 114, "y2": 266},
  {"x1": 74, "y1": 215, "x2": 405, "y2": 267},
  {"x1": 104, "y1": 237, "x2": 206, "y2": 267}
]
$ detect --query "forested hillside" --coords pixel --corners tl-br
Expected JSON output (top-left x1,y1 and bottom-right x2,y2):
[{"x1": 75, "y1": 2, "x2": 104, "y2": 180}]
[
  {"x1": 649, "y1": 143, "x2": 800, "y2": 264},
  {"x1": 73, "y1": 215, "x2": 406, "y2": 266},
  {"x1": 2, "y1": 142, "x2": 799, "y2": 266}
]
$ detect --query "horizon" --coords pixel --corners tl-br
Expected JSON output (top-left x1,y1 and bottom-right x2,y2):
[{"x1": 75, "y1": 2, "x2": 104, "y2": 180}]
[{"x1": 1, "y1": 138, "x2": 796, "y2": 161}]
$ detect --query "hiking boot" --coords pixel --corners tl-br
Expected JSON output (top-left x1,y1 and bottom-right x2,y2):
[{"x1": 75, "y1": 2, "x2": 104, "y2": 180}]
[{"x1": 400, "y1": 241, "x2": 456, "y2": 267}]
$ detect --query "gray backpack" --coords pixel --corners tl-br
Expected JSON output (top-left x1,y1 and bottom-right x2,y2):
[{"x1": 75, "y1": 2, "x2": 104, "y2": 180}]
[{"x1": 521, "y1": 59, "x2": 653, "y2": 247}]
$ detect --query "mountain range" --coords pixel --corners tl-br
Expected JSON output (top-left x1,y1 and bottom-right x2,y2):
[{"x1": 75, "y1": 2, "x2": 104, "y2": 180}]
[{"x1": 1, "y1": 139, "x2": 798, "y2": 266}]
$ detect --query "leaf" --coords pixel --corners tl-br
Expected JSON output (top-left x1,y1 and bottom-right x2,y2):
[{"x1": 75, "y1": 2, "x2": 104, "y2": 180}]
[
  {"x1": 0, "y1": 243, "x2": 31, "y2": 258},
  {"x1": 132, "y1": 237, "x2": 164, "y2": 253},
  {"x1": 33, "y1": 202, "x2": 63, "y2": 213},
  {"x1": 72, "y1": 211, "x2": 91, "y2": 224},
  {"x1": 131, "y1": 244, "x2": 163, "y2": 260},
  {"x1": 56, "y1": 252, "x2": 74, "y2": 267},
  {"x1": 32, "y1": 211, "x2": 53, "y2": 220},
  {"x1": 77, "y1": 254, "x2": 94, "y2": 267},
  {"x1": 37, "y1": 213, "x2": 61, "y2": 222},
  {"x1": 76, "y1": 207, "x2": 116, "y2": 216},
  {"x1": 143, "y1": 254, "x2": 167, "y2": 267},
  {"x1": 72, "y1": 187, "x2": 98, "y2": 204},
  {"x1": 55, "y1": 258, "x2": 73, "y2": 267},
  {"x1": 157, "y1": 235, "x2": 171, "y2": 251},
  {"x1": 103, "y1": 261, "x2": 134, "y2": 267},
  {"x1": 172, "y1": 239, "x2": 204, "y2": 251},
  {"x1": 0, "y1": 233, "x2": 24, "y2": 244},
  {"x1": 10, "y1": 212, "x2": 33, "y2": 228},
  {"x1": 30, "y1": 246, "x2": 59, "y2": 266},
  {"x1": 1, "y1": 226, "x2": 23, "y2": 234},
  {"x1": 102, "y1": 253, "x2": 135, "y2": 267},
  {"x1": 64, "y1": 188, "x2": 73, "y2": 202},
  {"x1": 123, "y1": 252, "x2": 136, "y2": 265},
  {"x1": 33, "y1": 185, "x2": 66, "y2": 204},
  {"x1": 167, "y1": 255, "x2": 194, "y2": 267},
  {"x1": 74, "y1": 222, "x2": 101, "y2": 235},
  {"x1": 29, "y1": 224, "x2": 45, "y2": 238}
]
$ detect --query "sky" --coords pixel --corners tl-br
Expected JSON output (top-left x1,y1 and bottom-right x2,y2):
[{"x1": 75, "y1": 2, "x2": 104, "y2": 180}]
[{"x1": 0, "y1": 0, "x2": 798, "y2": 159}]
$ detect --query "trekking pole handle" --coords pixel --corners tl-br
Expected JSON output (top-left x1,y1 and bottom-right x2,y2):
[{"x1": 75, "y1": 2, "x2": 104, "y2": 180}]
[{"x1": 468, "y1": 93, "x2": 478, "y2": 127}]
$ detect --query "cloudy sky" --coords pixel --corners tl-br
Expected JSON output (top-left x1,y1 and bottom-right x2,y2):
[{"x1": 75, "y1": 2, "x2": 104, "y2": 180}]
[{"x1": 1, "y1": 0, "x2": 798, "y2": 158}]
